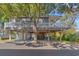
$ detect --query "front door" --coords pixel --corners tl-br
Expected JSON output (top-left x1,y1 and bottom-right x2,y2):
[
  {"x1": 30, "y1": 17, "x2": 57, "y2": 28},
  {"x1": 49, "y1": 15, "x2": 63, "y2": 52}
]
[{"x1": 37, "y1": 32, "x2": 46, "y2": 40}]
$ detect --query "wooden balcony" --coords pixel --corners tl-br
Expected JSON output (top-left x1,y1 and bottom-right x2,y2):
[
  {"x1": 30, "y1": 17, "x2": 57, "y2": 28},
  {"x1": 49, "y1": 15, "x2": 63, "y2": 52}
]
[
  {"x1": 37, "y1": 23, "x2": 71, "y2": 31},
  {"x1": 4, "y1": 21, "x2": 71, "y2": 32},
  {"x1": 4, "y1": 22, "x2": 33, "y2": 31}
]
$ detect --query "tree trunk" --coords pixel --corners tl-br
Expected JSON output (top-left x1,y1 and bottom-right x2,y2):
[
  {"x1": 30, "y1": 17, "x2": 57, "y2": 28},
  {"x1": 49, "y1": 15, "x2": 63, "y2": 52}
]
[
  {"x1": 59, "y1": 31, "x2": 63, "y2": 42},
  {"x1": 33, "y1": 33, "x2": 37, "y2": 41},
  {"x1": 32, "y1": 22, "x2": 37, "y2": 43}
]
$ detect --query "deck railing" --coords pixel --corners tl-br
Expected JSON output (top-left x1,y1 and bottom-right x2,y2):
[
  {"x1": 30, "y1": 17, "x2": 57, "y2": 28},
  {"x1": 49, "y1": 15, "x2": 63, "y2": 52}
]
[
  {"x1": 4, "y1": 21, "x2": 71, "y2": 31},
  {"x1": 37, "y1": 22, "x2": 71, "y2": 31},
  {"x1": 37, "y1": 23, "x2": 54, "y2": 31},
  {"x1": 4, "y1": 21, "x2": 34, "y2": 30}
]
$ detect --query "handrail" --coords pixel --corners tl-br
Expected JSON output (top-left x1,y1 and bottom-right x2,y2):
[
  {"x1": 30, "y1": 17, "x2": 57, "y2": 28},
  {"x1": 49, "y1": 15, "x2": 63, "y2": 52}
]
[{"x1": 4, "y1": 21, "x2": 71, "y2": 30}]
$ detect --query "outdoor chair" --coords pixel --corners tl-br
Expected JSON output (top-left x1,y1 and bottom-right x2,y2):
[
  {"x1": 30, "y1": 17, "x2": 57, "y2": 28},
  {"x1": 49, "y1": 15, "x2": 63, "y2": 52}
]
[
  {"x1": 37, "y1": 40, "x2": 43, "y2": 47},
  {"x1": 25, "y1": 40, "x2": 41, "y2": 47},
  {"x1": 31, "y1": 40, "x2": 39, "y2": 47},
  {"x1": 37, "y1": 40, "x2": 47, "y2": 46},
  {"x1": 25, "y1": 40, "x2": 32, "y2": 47},
  {"x1": 25, "y1": 37, "x2": 33, "y2": 47},
  {"x1": 52, "y1": 42, "x2": 62, "y2": 48},
  {"x1": 52, "y1": 41, "x2": 72, "y2": 49},
  {"x1": 14, "y1": 39, "x2": 25, "y2": 45}
]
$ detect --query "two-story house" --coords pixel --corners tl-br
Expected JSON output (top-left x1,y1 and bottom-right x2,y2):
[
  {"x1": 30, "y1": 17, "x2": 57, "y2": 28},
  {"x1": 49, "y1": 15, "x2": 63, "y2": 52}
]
[{"x1": 4, "y1": 9, "x2": 74, "y2": 45}]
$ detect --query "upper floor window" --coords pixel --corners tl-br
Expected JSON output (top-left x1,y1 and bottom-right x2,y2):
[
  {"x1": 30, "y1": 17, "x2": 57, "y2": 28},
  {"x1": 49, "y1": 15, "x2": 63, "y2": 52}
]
[{"x1": 38, "y1": 18, "x2": 49, "y2": 23}]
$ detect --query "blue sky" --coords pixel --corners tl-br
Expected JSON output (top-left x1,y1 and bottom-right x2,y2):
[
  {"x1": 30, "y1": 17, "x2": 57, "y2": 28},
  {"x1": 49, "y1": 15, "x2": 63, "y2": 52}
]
[
  {"x1": 49, "y1": 10, "x2": 79, "y2": 30},
  {"x1": 75, "y1": 17, "x2": 79, "y2": 30}
]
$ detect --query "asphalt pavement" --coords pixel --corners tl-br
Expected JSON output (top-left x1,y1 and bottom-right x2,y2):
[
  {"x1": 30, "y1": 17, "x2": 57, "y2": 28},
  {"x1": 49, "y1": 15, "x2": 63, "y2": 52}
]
[{"x1": 0, "y1": 49, "x2": 79, "y2": 56}]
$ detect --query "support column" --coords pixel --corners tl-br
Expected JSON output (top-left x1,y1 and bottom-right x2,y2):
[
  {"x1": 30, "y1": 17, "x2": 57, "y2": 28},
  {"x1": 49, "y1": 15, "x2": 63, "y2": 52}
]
[
  {"x1": 9, "y1": 31, "x2": 12, "y2": 40},
  {"x1": 47, "y1": 33, "x2": 50, "y2": 41},
  {"x1": 22, "y1": 31, "x2": 24, "y2": 40},
  {"x1": 16, "y1": 32, "x2": 19, "y2": 40},
  {"x1": 24, "y1": 32, "x2": 26, "y2": 41},
  {"x1": 0, "y1": 36, "x2": 1, "y2": 40},
  {"x1": 46, "y1": 32, "x2": 51, "y2": 46}
]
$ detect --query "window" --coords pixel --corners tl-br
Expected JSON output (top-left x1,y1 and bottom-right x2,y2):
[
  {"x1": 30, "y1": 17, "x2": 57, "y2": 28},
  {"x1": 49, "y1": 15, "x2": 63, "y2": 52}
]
[{"x1": 38, "y1": 18, "x2": 49, "y2": 23}]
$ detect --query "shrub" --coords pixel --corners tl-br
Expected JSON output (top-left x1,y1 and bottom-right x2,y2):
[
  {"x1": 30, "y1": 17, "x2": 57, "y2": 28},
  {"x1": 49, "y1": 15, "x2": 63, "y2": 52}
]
[{"x1": 62, "y1": 33, "x2": 79, "y2": 42}]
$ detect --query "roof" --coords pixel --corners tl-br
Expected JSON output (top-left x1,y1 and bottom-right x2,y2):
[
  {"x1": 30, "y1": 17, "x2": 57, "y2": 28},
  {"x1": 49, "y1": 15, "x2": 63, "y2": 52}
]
[{"x1": 49, "y1": 9, "x2": 65, "y2": 17}]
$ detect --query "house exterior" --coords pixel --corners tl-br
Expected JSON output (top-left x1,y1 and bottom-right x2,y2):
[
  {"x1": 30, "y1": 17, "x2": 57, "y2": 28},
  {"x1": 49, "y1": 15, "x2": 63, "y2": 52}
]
[{"x1": 3, "y1": 9, "x2": 73, "y2": 44}]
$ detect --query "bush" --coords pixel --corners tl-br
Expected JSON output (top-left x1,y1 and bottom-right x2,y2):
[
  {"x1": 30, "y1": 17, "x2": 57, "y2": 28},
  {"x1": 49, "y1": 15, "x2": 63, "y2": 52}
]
[{"x1": 62, "y1": 33, "x2": 79, "y2": 42}]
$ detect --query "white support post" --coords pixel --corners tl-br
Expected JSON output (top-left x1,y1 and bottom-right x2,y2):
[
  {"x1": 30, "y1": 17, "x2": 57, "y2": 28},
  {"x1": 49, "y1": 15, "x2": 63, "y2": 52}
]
[
  {"x1": 0, "y1": 36, "x2": 1, "y2": 40},
  {"x1": 47, "y1": 33, "x2": 51, "y2": 46},
  {"x1": 24, "y1": 32, "x2": 26, "y2": 41},
  {"x1": 16, "y1": 32, "x2": 19, "y2": 40},
  {"x1": 9, "y1": 31, "x2": 12, "y2": 40}
]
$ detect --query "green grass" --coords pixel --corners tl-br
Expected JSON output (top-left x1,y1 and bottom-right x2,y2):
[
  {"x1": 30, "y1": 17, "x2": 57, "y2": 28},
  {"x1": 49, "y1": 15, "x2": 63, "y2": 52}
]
[{"x1": 0, "y1": 38, "x2": 15, "y2": 43}]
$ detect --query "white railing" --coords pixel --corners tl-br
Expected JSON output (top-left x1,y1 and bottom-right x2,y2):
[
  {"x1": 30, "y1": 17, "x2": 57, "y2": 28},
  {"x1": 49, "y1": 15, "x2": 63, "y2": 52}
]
[
  {"x1": 4, "y1": 21, "x2": 71, "y2": 30},
  {"x1": 4, "y1": 21, "x2": 33, "y2": 30},
  {"x1": 4, "y1": 22, "x2": 17, "y2": 28}
]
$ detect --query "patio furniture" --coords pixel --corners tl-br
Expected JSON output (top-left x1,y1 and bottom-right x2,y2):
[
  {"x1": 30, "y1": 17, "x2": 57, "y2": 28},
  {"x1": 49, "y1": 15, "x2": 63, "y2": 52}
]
[
  {"x1": 14, "y1": 39, "x2": 25, "y2": 45},
  {"x1": 25, "y1": 40, "x2": 33, "y2": 46}
]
